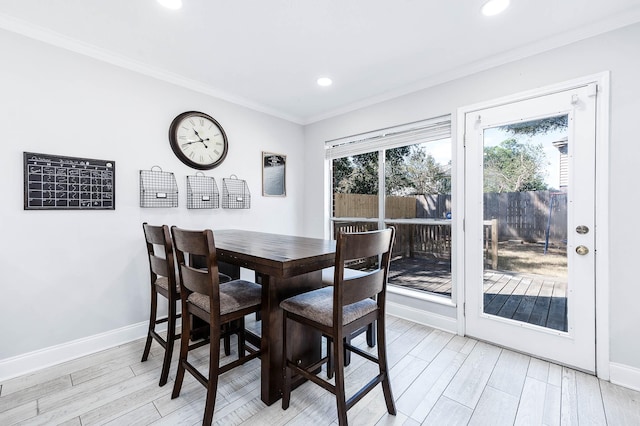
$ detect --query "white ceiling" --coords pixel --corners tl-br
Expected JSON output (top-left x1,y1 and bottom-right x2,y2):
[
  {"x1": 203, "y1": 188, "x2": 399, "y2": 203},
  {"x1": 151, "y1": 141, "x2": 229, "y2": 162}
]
[{"x1": 1, "y1": 0, "x2": 640, "y2": 124}]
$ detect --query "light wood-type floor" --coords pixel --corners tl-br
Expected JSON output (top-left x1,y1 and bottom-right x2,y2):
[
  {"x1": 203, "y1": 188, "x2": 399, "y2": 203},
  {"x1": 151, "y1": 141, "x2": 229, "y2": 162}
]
[{"x1": 1, "y1": 315, "x2": 639, "y2": 425}]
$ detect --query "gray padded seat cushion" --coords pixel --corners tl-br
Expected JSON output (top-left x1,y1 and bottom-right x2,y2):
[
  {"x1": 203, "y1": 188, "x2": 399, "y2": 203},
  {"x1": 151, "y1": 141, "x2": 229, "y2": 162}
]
[
  {"x1": 321, "y1": 267, "x2": 369, "y2": 286},
  {"x1": 154, "y1": 276, "x2": 179, "y2": 293},
  {"x1": 280, "y1": 286, "x2": 377, "y2": 327},
  {"x1": 187, "y1": 280, "x2": 261, "y2": 315}
]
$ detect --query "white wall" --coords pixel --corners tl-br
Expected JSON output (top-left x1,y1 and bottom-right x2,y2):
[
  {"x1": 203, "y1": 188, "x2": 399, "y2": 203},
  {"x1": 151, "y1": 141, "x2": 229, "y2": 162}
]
[
  {"x1": 0, "y1": 29, "x2": 304, "y2": 367},
  {"x1": 304, "y1": 23, "x2": 640, "y2": 372}
]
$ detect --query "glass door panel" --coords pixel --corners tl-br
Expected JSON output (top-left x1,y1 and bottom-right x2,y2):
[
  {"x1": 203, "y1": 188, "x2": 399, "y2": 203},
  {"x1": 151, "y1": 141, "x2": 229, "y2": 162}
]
[{"x1": 482, "y1": 118, "x2": 568, "y2": 331}]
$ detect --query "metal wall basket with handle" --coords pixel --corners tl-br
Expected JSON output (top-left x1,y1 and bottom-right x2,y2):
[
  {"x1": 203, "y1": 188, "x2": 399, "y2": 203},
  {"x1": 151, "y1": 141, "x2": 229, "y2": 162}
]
[
  {"x1": 222, "y1": 174, "x2": 251, "y2": 209},
  {"x1": 187, "y1": 172, "x2": 220, "y2": 209},
  {"x1": 139, "y1": 166, "x2": 178, "y2": 208}
]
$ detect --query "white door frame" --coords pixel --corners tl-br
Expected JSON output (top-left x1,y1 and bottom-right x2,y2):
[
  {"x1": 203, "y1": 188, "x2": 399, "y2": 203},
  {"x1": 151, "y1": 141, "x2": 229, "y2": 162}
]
[{"x1": 454, "y1": 72, "x2": 610, "y2": 379}]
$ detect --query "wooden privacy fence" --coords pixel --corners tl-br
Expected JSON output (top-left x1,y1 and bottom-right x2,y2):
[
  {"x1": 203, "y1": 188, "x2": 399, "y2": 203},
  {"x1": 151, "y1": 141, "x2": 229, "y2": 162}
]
[
  {"x1": 484, "y1": 191, "x2": 567, "y2": 243},
  {"x1": 333, "y1": 193, "x2": 416, "y2": 219},
  {"x1": 334, "y1": 191, "x2": 566, "y2": 243},
  {"x1": 416, "y1": 194, "x2": 451, "y2": 219},
  {"x1": 332, "y1": 190, "x2": 563, "y2": 270}
]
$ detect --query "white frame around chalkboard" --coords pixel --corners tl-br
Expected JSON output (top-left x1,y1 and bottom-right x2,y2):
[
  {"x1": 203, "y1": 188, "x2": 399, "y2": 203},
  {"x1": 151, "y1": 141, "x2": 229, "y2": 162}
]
[
  {"x1": 24, "y1": 152, "x2": 116, "y2": 210},
  {"x1": 262, "y1": 152, "x2": 286, "y2": 197}
]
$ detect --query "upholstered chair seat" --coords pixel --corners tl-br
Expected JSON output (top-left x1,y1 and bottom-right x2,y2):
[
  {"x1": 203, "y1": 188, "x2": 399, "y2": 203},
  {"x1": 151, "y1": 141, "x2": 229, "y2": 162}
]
[
  {"x1": 187, "y1": 280, "x2": 261, "y2": 316},
  {"x1": 280, "y1": 286, "x2": 377, "y2": 327}
]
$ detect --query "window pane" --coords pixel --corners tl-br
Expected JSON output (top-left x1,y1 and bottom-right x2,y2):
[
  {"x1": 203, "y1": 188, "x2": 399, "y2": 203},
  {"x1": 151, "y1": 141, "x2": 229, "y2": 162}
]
[
  {"x1": 332, "y1": 152, "x2": 379, "y2": 218},
  {"x1": 384, "y1": 139, "x2": 453, "y2": 297}
]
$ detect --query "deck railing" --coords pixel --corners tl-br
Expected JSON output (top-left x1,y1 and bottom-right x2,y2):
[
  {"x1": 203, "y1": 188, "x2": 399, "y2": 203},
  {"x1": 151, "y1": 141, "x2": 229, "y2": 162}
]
[{"x1": 332, "y1": 218, "x2": 498, "y2": 268}]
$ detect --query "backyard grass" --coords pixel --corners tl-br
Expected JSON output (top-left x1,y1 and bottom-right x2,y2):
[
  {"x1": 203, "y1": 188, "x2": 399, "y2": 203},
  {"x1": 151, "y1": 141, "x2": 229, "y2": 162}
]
[{"x1": 495, "y1": 241, "x2": 567, "y2": 278}]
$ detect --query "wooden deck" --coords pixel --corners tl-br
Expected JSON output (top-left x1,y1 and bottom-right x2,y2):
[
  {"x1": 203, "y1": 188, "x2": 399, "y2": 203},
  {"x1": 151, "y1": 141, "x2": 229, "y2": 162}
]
[{"x1": 388, "y1": 257, "x2": 568, "y2": 332}]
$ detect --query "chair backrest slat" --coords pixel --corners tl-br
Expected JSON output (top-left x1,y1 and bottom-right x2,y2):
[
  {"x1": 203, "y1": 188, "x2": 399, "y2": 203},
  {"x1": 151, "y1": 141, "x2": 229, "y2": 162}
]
[
  {"x1": 342, "y1": 269, "x2": 384, "y2": 306},
  {"x1": 341, "y1": 232, "x2": 392, "y2": 262},
  {"x1": 179, "y1": 264, "x2": 213, "y2": 296},
  {"x1": 149, "y1": 255, "x2": 170, "y2": 278},
  {"x1": 333, "y1": 228, "x2": 395, "y2": 324},
  {"x1": 143, "y1": 222, "x2": 177, "y2": 291},
  {"x1": 171, "y1": 226, "x2": 221, "y2": 305}
]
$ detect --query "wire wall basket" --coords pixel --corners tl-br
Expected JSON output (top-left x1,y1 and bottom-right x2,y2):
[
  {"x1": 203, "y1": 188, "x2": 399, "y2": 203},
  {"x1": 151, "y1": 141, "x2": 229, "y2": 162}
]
[
  {"x1": 222, "y1": 175, "x2": 251, "y2": 209},
  {"x1": 140, "y1": 166, "x2": 178, "y2": 208},
  {"x1": 186, "y1": 172, "x2": 219, "y2": 209}
]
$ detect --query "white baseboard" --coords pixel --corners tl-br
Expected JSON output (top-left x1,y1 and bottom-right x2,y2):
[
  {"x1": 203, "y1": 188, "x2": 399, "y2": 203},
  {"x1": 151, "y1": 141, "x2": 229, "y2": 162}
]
[
  {"x1": 0, "y1": 320, "x2": 159, "y2": 382},
  {"x1": 610, "y1": 362, "x2": 640, "y2": 392},
  {"x1": 387, "y1": 301, "x2": 457, "y2": 333}
]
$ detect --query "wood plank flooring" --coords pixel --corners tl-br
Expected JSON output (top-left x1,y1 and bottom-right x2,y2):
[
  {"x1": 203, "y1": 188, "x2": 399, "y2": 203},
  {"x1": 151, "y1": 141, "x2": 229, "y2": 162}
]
[
  {"x1": 1, "y1": 316, "x2": 638, "y2": 425},
  {"x1": 388, "y1": 258, "x2": 568, "y2": 331}
]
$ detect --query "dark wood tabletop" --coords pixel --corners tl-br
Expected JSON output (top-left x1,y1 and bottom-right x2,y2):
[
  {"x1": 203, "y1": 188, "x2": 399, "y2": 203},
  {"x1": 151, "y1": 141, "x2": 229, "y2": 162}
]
[{"x1": 212, "y1": 229, "x2": 336, "y2": 278}]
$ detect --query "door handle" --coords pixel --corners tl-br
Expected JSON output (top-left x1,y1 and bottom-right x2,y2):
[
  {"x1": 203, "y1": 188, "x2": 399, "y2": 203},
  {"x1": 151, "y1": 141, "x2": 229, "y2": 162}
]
[
  {"x1": 576, "y1": 225, "x2": 589, "y2": 234},
  {"x1": 576, "y1": 245, "x2": 589, "y2": 255}
]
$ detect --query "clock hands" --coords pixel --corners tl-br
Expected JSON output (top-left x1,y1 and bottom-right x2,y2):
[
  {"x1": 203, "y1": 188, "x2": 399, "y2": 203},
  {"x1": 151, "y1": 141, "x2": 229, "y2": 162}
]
[{"x1": 192, "y1": 129, "x2": 209, "y2": 149}]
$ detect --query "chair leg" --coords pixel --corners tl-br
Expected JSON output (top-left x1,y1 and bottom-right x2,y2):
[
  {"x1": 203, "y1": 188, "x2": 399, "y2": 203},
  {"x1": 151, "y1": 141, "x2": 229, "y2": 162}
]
[
  {"x1": 366, "y1": 322, "x2": 376, "y2": 348},
  {"x1": 326, "y1": 337, "x2": 334, "y2": 379},
  {"x1": 281, "y1": 312, "x2": 292, "y2": 410},
  {"x1": 159, "y1": 298, "x2": 177, "y2": 386},
  {"x1": 141, "y1": 289, "x2": 157, "y2": 362},
  {"x1": 344, "y1": 334, "x2": 352, "y2": 366},
  {"x1": 334, "y1": 336, "x2": 348, "y2": 426},
  {"x1": 377, "y1": 315, "x2": 396, "y2": 415},
  {"x1": 171, "y1": 311, "x2": 192, "y2": 400},
  {"x1": 237, "y1": 317, "x2": 246, "y2": 358},
  {"x1": 342, "y1": 322, "x2": 375, "y2": 367},
  {"x1": 223, "y1": 323, "x2": 231, "y2": 356},
  {"x1": 203, "y1": 324, "x2": 221, "y2": 426}
]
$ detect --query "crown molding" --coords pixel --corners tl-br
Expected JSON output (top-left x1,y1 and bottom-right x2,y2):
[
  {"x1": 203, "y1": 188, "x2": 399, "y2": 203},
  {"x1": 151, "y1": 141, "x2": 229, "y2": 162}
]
[
  {"x1": 301, "y1": 7, "x2": 640, "y2": 125},
  {"x1": 0, "y1": 13, "x2": 305, "y2": 125},
  {"x1": 2, "y1": 8, "x2": 639, "y2": 127}
]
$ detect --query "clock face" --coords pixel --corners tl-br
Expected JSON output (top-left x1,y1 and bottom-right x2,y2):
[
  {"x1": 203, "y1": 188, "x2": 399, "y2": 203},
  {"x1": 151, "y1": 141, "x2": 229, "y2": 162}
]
[{"x1": 169, "y1": 111, "x2": 228, "y2": 170}]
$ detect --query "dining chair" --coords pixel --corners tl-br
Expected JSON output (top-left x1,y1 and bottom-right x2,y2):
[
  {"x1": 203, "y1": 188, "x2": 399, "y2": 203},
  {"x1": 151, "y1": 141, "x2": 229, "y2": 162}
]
[
  {"x1": 140, "y1": 222, "x2": 182, "y2": 387},
  {"x1": 141, "y1": 223, "x2": 235, "y2": 387},
  {"x1": 170, "y1": 226, "x2": 262, "y2": 426},
  {"x1": 281, "y1": 227, "x2": 396, "y2": 426}
]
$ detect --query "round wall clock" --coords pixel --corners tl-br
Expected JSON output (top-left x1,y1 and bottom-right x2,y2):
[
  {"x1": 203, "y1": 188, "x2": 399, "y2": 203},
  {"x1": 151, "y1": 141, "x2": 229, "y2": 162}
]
[{"x1": 168, "y1": 111, "x2": 228, "y2": 170}]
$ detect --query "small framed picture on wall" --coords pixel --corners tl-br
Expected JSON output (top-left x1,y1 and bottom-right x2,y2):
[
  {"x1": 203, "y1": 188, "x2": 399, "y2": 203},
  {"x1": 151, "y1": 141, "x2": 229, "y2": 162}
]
[{"x1": 262, "y1": 152, "x2": 286, "y2": 197}]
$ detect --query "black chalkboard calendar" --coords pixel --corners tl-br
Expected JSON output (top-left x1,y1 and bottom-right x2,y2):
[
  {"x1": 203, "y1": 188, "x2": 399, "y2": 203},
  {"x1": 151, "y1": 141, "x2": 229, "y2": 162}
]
[{"x1": 24, "y1": 152, "x2": 115, "y2": 210}]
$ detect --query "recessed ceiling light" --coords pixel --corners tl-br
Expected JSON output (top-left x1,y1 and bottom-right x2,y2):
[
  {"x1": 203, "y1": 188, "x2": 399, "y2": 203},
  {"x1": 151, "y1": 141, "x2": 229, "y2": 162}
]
[
  {"x1": 317, "y1": 77, "x2": 333, "y2": 87},
  {"x1": 157, "y1": 0, "x2": 182, "y2": 10},
  {"x1": 481, "y1": 0, "x2": 510, "y2": 16}
]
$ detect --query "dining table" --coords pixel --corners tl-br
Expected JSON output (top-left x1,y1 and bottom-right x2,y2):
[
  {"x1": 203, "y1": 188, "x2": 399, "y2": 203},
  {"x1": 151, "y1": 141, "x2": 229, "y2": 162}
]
[{"x1": 212, "y1": 229, "x2": 336, "y2": 405}]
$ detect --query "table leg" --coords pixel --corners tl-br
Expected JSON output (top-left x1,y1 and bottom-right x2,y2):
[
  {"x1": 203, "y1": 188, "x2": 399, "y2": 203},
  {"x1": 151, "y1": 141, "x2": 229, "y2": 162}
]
[{"x1": 259, "y1": 270, "x2": 323, "y2": 405}]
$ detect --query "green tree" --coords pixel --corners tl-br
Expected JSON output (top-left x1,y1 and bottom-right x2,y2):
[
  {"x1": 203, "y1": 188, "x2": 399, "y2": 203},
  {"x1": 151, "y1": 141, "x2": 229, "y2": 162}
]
[
  {"x1": 331, "y1": 157, "x2": 353, "y2": 193},
  {"x1": 403, "y1": 146, "x2": 450, "y2": 195},
  {"x1": 333, "y1": 147, "x2": 410, "y2": 195},
  {"x1": 499, "y1": 116, "x2": 567, "y2": 136},
  {"x1": 384, "y1": 146, "x2": 412, "y2": 195},
  {"x1": 484, "y1": 139, "x2": 548, "y2": 193}
]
